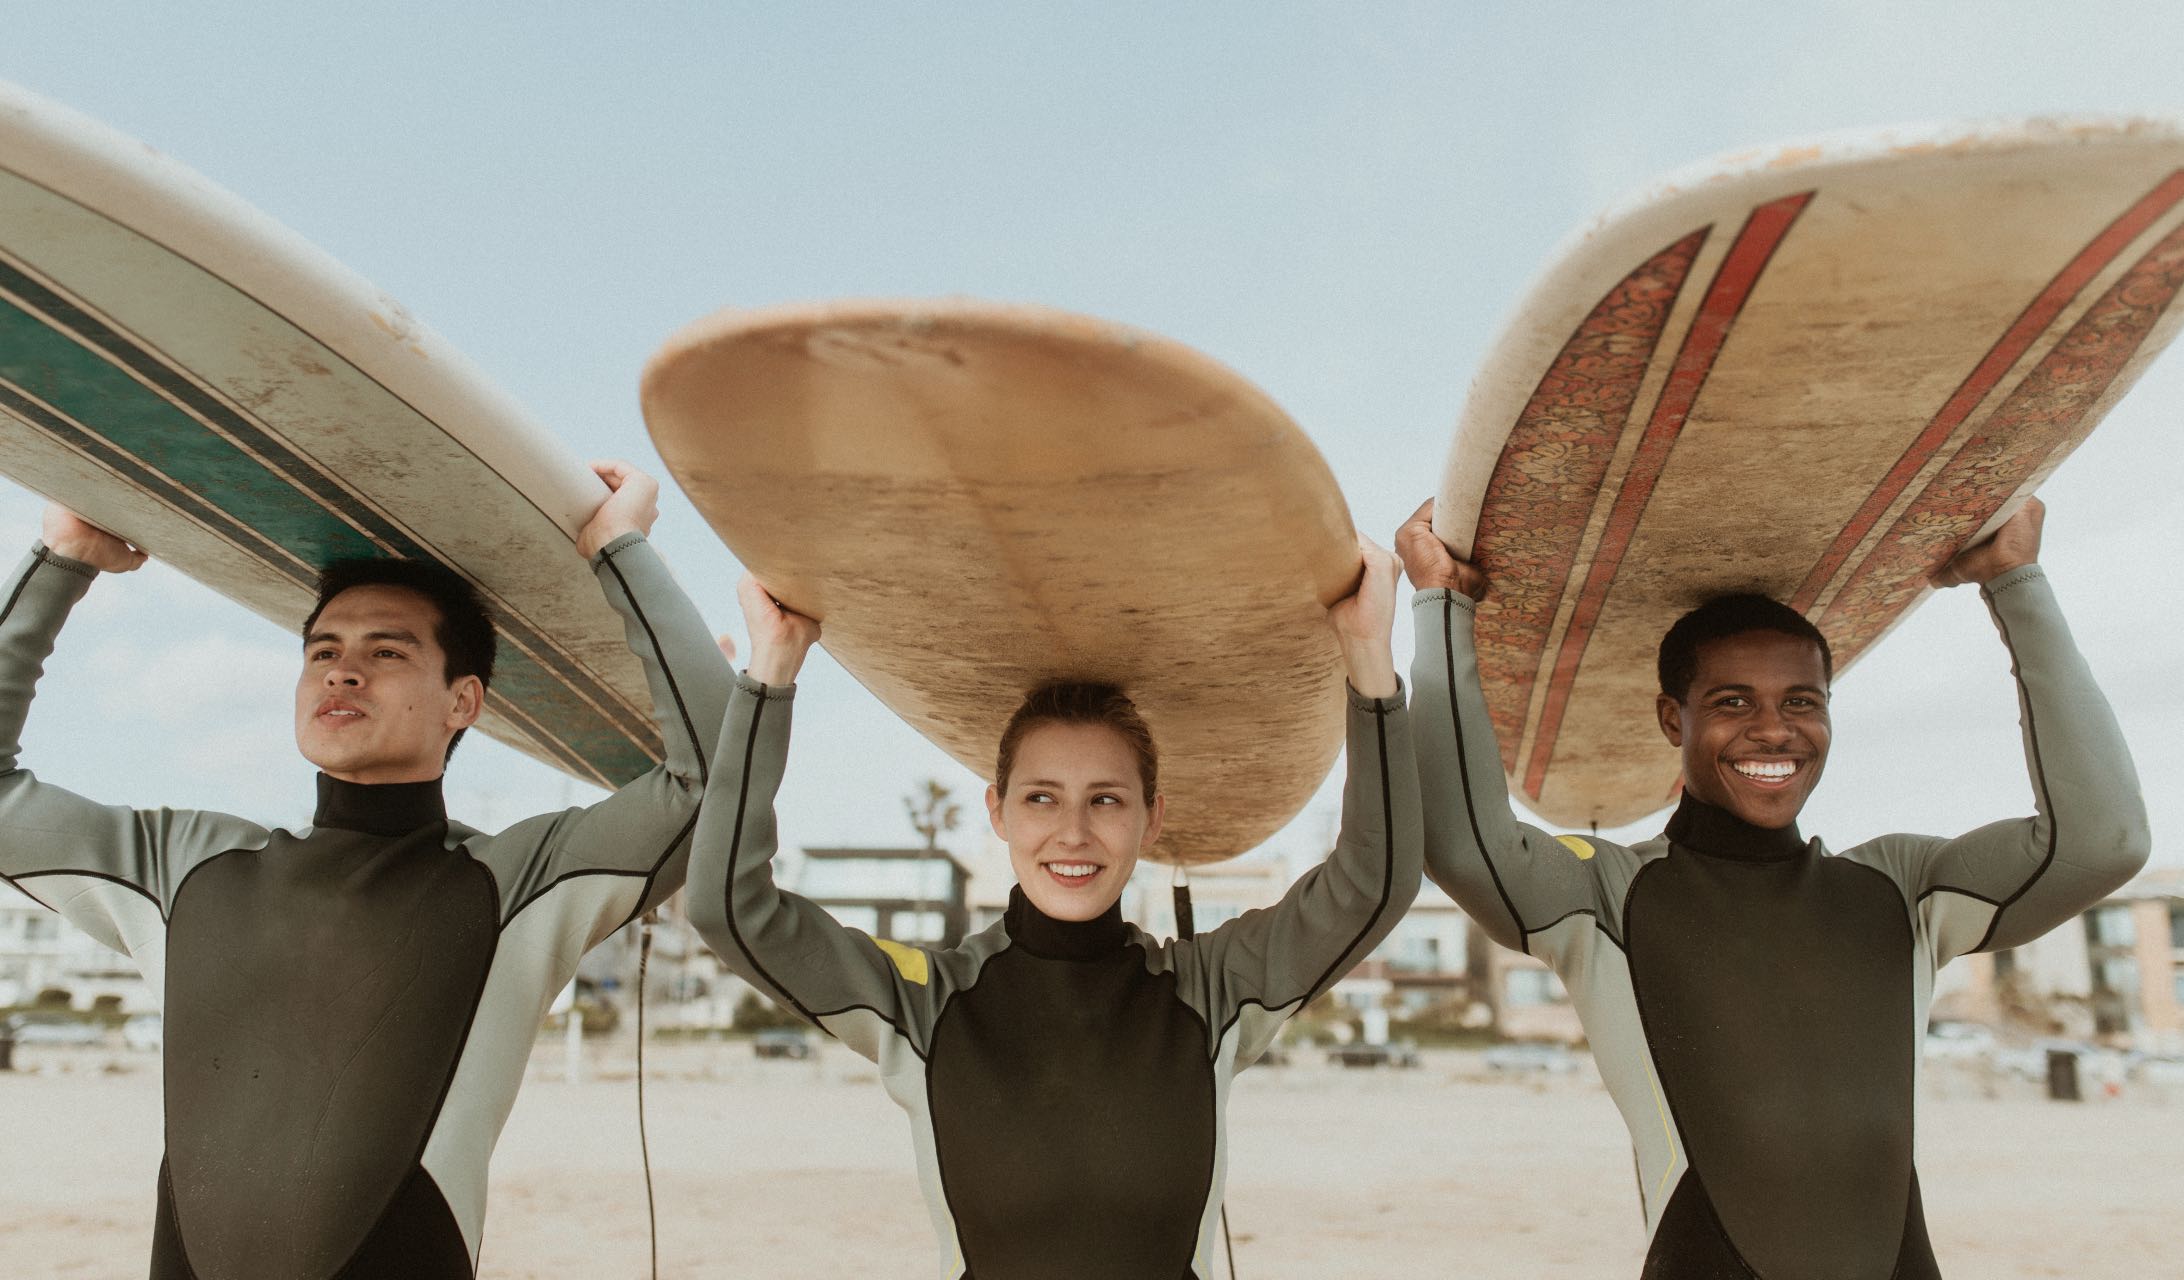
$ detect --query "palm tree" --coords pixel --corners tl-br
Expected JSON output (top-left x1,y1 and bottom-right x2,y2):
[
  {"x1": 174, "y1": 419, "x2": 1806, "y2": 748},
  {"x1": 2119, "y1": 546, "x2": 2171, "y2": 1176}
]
[{"x1": 904, "y1": 780, "x2": 960, "y2": 944}]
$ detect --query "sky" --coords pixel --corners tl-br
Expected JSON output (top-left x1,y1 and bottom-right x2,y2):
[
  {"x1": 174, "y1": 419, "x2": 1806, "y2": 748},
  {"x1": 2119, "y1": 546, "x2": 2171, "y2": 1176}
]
[{"x1": 0, "y1": 2, "x2": 2178, "y2": 891}]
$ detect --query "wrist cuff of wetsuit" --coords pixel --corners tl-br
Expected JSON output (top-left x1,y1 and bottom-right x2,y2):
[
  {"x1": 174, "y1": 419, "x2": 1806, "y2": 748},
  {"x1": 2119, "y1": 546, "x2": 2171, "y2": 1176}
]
[
  {"x1": 734, "y1": 671, "x2": 797, "y2": 700},
  {"x1": 1346, "y1": 675, "x2": 1405, "y2": 711},
  {"x1": 588, "y1": 530, "x2": 648, "y2": 567},
  {"x1": 31, "y1": 542, "x2": 100, "y2": 580},
  {"x1": 1410, "y1": 587, "x2": 1475, "y2": 612},
  {"x1": 1978, "y1": 562, "x2": 2044, "y2": 600}
]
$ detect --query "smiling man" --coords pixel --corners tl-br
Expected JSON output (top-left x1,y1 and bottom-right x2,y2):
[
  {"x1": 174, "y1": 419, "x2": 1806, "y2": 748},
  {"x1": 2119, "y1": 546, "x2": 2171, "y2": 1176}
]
[
  {"x1": 1398, "y1": 497, "x2": 2148, "y2": 1279},
  {"x1": 0, "y1": 462, "x2": 730, "y2": 1280}
]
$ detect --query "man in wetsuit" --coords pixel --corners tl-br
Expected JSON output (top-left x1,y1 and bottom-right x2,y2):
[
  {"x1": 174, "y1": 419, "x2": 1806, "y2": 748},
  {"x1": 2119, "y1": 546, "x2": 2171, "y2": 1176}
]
[
  {"x1": 1398, "y1": 496, "x2": 2148, "y2": 1278},
  {"x1": 0, "y1": 461, "x2": 730, "y2": 1279}
]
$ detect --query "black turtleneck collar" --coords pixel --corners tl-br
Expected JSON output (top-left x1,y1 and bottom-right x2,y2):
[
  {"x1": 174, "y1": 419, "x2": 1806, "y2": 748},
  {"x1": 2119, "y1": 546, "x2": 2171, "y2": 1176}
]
[
  {"x1": 1004, "y1": 885, "x2": 1130, "y2": 961},
  {"x1": 313, "y1": 773, "x2": 449, "y2": 839},
  {"x1": 1664, "y1": 793, "x2": 1808, "y2": 862}
]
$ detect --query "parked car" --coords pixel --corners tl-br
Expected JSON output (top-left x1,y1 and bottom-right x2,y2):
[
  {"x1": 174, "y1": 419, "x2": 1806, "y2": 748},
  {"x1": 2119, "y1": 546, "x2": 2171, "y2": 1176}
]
[
  {"x1": 1326, "y1": 1039, "x2": 1420, "y2": 1069},
  {"x1": 2, "y1": 1012, "x2": 105, "y2": 1046},
  {"x1": 752, "y1": 1027, "x2": 814, "y2": 1060}
]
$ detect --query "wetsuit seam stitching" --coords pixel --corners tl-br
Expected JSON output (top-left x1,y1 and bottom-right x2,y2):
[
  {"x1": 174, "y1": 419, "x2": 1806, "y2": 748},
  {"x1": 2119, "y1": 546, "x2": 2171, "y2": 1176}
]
[
  {"x1": 599, "y1": 551, "x2": 707, "y2": 788},
  {"x1": 0, "y1": 558, "x2": 44, "y2": 627},
  {"x1": 1917, "y1": 882, "x2": 2003, "y2": 908},
  {"x1": 4, "y1": 866, "x2": 165, "y2": 915},
  {"x1": 1443, "y1": 598, "x2": 1532, "y2": 947},
  {"x1": 1972, "y1": 604, "x2": 2056, "y2": 952},
  {"x1": 1289, "y1": 699, "x2": 1397, "y2": 1007},
  {"x1": 805, "y1": 1001, "x2": 929, "y2": 1060},
  {"x1": 1520, "y1": 905, "x2": 1626, "y2": 953}
]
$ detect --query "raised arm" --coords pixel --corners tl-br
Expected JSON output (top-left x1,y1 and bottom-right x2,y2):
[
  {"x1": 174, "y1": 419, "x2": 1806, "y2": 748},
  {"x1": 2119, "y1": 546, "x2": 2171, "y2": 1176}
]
[
  {"x1": 1861, "y1": 501, "x2": 2149, "y2": 960},
  {"x1": 0, "y1": 511, "x2": 262, "y2": 952},
  {"x1": 682, "y1": 576, "x2": 940, "y2": 1062},
  {"x1": 1185, "y1": 537, "x2": 1423, "y2": 1056},
  {"x1": 488, "y1": 463, "x2": 734, "y2": 938},
  {"x1": 1399, "y1": 500, "x2": 1605, "y2": 954}
]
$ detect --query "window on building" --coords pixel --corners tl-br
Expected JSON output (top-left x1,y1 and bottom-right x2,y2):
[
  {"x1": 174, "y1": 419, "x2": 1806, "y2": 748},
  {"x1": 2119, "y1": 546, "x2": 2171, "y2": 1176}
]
[
  {"x1": 887, "y1": 910, "x2": 948, "y2": 944},
  {"x1": 2170, "y1": 905, "x2": 2184, "y2": 952},
  {"x1": 825, "y1": 905, "x2": 882, "y2": 934},
  {"x1": 2173, "y1": 970, "x2": 2184, "y2": 1008},
  {"x1": 1993, "y1": 948, "x2": 2017, "y2": 980},
  {"x1": 22, "y1": 916, "x2": 55, "y2": 942},
  {"x1": 2086, "y1": 905, "x2": 2136, "y2": 949},
  {"x1": 1504, "y1": 967, "x2": 1567, "y2": 1008}
]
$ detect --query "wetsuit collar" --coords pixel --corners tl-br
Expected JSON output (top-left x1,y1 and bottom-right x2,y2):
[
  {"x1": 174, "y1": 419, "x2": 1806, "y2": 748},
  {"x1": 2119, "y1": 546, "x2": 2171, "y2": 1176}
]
[
  {"x1": 1664, "y1": 793, "x2": 1807, "y2": 862},
  {"x1": 1004, "y1": 885, "x2": 1129, "y2": 960},
  {"x1": 312, "y1": 773, "x2": 449, "y2": 838}
]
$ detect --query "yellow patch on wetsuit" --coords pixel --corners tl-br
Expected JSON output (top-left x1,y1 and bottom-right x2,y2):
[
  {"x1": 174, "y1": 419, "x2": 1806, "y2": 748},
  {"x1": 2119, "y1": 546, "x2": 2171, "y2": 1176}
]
[
  {"x1": 872, "y1": 937, "x2": 930, "y2": 985},
  {"x1": 1556, "y1": 834, "x2": 1596, "y2": 860}
]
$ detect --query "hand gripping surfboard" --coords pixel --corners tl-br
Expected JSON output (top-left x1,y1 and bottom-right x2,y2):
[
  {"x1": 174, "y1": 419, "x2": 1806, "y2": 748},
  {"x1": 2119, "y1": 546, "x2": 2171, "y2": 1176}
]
[
  {"x1": 0, "y1": 79, "x2": 663, "y2": 788},
  {"x1": 1437, "y1": 117, "x2": 2184, "y2": 829},
  {"x1": 643, "y1": 299, "x2": 1361, "y2": 864}
]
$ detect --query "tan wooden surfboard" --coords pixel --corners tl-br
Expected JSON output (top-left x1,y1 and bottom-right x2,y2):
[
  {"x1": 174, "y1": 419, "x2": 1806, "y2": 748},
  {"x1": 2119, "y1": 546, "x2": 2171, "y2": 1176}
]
[
  {"x1": 1438, "y1": 117, "x2": 2184, "y2": 830},
  {"x1": 643, "y1": 300, "x2": 1359, "y2": 864}
]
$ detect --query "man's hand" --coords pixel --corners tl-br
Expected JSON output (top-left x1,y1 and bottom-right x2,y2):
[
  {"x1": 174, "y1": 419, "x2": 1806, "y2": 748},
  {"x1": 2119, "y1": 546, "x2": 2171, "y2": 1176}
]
[
  {"x1": 737, "y1": 574, "x2": 820, "y2": 686},
  {"x1": 1934, "y1": 496, "x2": 2044, "y2": 588},
  {"x1": 41, "y1": 505, "x2": 147, "y2": 574},
  {"x1": 1394, "y1": 498, "x2": 1488, "y2": 601},
  {"x1": 1329, "y1": 533, "x2": 1400, "y2": 699},
  {"x1": 575, "y1": 460, "x2": 661, "y2": 560}
]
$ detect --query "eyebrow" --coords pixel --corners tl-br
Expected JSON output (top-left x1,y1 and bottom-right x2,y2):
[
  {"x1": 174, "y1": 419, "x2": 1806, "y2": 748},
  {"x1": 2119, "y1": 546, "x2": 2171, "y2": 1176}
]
[
  {"x1": 304, "y1": 627, "x2": 424, "y2": 648},
  {"x1": 1019, "y1": 778, "x2": 1131, "y2": 790},
  {"x1": 1699, "y1": 682, "x2": 1829, "y2": 698}
]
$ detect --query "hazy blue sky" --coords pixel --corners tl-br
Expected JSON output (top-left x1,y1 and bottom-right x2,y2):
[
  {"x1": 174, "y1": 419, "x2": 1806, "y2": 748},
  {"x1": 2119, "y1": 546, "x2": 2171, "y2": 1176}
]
[{"x1": 1, "y1": 3, "x2": 2178, "y2": 880}]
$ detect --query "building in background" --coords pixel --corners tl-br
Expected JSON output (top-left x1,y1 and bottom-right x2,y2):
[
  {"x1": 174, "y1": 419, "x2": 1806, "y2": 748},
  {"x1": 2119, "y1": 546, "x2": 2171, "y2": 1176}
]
[
  {"x1": 796, "y1": 845, "x2": 972, "y2": 948},
  {"x1": 0, "y1": 883, "x2": 154, "y2": 1012}
]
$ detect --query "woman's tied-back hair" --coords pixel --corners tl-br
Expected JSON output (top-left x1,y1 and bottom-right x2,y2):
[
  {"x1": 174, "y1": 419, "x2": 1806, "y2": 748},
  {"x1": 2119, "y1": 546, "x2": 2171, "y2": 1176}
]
[
  {"x1": 303, "y1": 558, "x2": 498, "y2": 759},
  {"x1": 1657, "y1": 593, "x2": 1833, "y2": 702},
  {"x1": 995, "y1": 683, "x2": 1159, "y2": 803}
]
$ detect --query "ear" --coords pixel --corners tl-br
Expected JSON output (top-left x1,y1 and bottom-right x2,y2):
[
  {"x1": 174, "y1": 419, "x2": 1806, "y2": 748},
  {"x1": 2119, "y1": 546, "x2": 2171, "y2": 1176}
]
[
  {"x1": 447, "y1": 675, "x2": 485, "y2": 733},
  {"x1": 985, "y1": 783, "x2": 1006, "y2": 839},
  {"x1": 1140, "y1": 792, "x2": 1166, "y2": 854},
  {"x1": 1655, "y1": 693, "x2": 1684, "y2": 747}
]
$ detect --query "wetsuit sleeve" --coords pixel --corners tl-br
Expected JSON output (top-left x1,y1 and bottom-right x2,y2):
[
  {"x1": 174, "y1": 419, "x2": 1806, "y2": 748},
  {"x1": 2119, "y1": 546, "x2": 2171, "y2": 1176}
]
[
  {"x1": 1853, "y1": 566, "x2": 2150, "y2": 961},
  {"x1": 684, "y1": 676, "x2": 944, "y2": 1062},
  {"x1": 0, "y1": 546, "x2": 264, "y2": 951},
  {"x1": 1410, "y1": 589, "x2": 1608, "y2": 953},
  {"x1": 1182, "y1": 684, "x2": 1421, "y2": 1060},
  {"x1": 485, "y1": 533, "x2": 733, "y2": 939}
]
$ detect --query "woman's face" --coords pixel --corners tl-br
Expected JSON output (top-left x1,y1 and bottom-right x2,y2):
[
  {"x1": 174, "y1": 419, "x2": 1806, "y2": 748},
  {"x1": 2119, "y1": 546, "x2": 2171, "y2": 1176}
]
[{"x1": 987, "y1": 720, "x2": 1164, "y2": 921}]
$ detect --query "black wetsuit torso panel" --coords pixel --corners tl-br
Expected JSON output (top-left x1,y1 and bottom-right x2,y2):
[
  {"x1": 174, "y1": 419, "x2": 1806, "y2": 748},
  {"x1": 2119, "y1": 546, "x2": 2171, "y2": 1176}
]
[
  {"x1": 156, "y1": 777, "x2": 495, "y2": 1280},
  {"x1": 1626, "y1": 800, "x2": 1932, "y2": 1280},
  {"x1": 927, "y1": 895, "x2": 1215, "y2": 1280}
]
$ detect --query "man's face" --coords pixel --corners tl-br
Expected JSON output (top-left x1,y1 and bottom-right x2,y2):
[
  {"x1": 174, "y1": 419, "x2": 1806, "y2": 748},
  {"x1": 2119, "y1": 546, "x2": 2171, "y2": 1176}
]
[
  {"x1": 987, "y1": 721, "x2": 1163, "y2": 922},
  {"x1": 295, "y1": 585, "x2": 481, "y2": 784},
  {"x1": 1656, "y1": 629, "x2": 1831, "y2": 830}
]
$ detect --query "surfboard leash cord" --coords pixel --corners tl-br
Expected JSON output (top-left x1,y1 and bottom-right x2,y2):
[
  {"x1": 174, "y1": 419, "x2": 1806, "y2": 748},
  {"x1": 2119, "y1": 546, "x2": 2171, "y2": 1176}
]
[
  {"x1": 637, "y1": 913, "x2": 660, "y2": 1280},
  {"x1": 1173, "y1": 867, "x2": 1240, "y2": 1280}
]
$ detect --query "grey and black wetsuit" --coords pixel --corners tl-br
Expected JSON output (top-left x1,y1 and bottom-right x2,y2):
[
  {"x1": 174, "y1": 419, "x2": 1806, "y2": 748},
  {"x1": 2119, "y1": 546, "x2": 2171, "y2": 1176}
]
[
  {"x1": 1411, "y1": 565, "x2": 2149, "y2": 1279},
  {"x1": 687, "y1": 675, "x2": 1421, "y2": 1279},
  {"x1": 0, "y1": 534, "x2": 730, "y2": 1280}
]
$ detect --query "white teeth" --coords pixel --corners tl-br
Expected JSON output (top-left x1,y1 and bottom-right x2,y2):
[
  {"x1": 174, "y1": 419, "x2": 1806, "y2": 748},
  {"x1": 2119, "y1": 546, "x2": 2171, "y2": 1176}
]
[
  {"x1": 1733, "y1": 760, "x2": 1796, "y2": 780},
  {"x1": 1048, "y1": 862, "x2": 1099, "y2": 877}
]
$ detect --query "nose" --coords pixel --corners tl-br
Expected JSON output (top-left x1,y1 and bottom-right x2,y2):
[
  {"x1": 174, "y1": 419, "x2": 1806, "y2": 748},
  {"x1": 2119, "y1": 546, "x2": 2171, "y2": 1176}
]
[
  {"x1": 1746, "y1": 704, "x2": 1794, "y2": 747},
  {"x1": 1057, "y1": 802, "x2": 1094, "y2": 848},
  {"x1": 323, "y1": 662, "x2": 362, "y2": 688}
]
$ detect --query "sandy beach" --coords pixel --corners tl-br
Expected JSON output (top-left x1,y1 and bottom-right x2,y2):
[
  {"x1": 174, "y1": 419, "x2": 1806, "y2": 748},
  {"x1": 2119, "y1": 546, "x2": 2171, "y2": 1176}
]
[{"x1": 5, "y1": 1039, "x2": 2176, "y2": 1278}]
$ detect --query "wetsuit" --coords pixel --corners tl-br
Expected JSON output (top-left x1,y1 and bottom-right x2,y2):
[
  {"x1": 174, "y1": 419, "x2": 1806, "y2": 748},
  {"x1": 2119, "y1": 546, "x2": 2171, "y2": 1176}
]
[
  {"x1": 1411, "y1": 565, "x2": 2149, "y2": 1279},
  {"x1": 0, "y1": 534, "x2": 729, "y2": 1280},
  {"x1": 687, "y1": 675, "x2": 1420, "y2": 1279}
]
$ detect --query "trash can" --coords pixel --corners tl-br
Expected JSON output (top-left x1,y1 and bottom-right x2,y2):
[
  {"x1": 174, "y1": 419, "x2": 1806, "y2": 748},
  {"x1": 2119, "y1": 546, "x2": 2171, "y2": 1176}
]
[{"x1": 2044, "y1": 1047, "x2": 2081, "y2": 1102}]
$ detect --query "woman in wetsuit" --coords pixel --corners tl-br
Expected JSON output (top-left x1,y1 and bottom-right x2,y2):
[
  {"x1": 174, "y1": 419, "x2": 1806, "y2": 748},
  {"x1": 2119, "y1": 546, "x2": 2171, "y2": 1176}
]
[{"x1": 685, "y1": 538, "x2": 1421, "y2": 1280}]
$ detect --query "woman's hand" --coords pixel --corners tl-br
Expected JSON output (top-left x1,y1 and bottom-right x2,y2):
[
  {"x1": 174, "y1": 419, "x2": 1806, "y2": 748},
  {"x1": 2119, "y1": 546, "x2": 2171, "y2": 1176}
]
[
  {"x1": 574, "y1": 460, "x2": 661, "y2": 560},
  {"x1": 1393, "y1": 498, "x2": 1488, "y2": 600},
  {"x1": 737, "y1": 573, "x2": 820, "y2": 685},
  {"x1": 1329, "y1": 533, "x2": 1400, "y2": 700}
]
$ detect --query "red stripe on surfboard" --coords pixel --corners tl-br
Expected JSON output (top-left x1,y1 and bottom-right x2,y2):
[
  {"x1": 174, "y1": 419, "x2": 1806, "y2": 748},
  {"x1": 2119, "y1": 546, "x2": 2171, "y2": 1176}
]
[
  {"x1": 1789, "y1": 168, "x2": 2184, "y2": 611},
  {"x1": 1520, "y1": 192, "x2": 1813, "y2": 803}
]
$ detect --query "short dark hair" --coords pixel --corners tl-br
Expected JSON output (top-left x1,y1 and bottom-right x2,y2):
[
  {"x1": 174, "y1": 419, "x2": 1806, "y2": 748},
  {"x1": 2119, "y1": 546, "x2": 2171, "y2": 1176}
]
[
  {"x1": 1657, "y1": 594, "x2": 1832, "y2": 701},
  {"x1": 303, "y1": 559, "x2": 497, "y2": 760},
  {"x1": 995, "y1": 683, "x2": 1159, "y2": 804}
]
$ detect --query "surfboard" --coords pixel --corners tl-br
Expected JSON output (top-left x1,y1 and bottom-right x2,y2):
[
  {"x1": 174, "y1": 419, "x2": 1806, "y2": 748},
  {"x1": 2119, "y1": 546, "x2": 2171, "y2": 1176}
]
[
  {"x1": 0, "y1": 79, "x2": 663, "y2": 789},
  {"x1": 642, "y1": 299, "x2": 1359, "y2": 864},
  {"x1": 1437, "y1": 117, "x2": 2184, "y2": 830}
]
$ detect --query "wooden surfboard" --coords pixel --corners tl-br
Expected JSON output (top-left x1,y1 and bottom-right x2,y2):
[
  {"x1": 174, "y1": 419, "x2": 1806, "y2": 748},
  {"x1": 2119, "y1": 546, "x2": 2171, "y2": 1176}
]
[
  {"x1": 643, "y1": 300, "x2": 1359, "y2": 864},
  {"x1": 1438, "y1": 117, "x2": 2184, "y2": 830},
  {"x1": 0, "y1": 79, "x2": 664, "y2": 788}
]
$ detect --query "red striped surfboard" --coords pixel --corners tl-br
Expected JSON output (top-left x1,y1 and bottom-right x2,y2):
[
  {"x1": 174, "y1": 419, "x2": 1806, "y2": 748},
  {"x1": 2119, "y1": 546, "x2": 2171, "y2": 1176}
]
[{"x1": 1437, "y1": 117, "x2": 2184, "y2": 829}]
